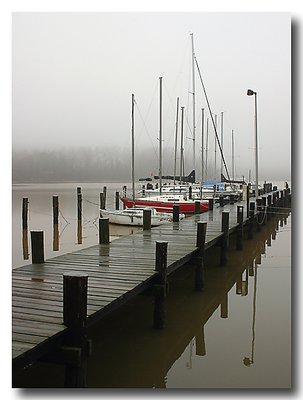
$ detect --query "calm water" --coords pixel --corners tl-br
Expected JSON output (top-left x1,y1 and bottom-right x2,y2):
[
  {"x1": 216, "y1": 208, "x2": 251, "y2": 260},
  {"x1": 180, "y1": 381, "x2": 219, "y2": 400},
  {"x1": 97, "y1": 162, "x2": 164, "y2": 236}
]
[{"x1": 12, "y1": 182, "x2": 291, "y2": 388}]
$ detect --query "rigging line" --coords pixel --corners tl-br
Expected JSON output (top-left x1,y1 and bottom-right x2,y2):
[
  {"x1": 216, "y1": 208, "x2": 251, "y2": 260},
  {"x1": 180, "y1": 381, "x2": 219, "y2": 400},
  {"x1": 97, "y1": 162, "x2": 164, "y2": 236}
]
[
  {"x1": 194, "y1": 56, "x2": 231, "y2": 181},
  {"x1": 134, "y1": 100, "x2": 158, "y2": 161}
]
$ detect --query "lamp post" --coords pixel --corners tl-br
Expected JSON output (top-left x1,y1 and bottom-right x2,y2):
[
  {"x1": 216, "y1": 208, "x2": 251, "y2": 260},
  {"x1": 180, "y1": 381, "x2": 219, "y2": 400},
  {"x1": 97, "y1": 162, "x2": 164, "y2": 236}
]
[{"x1": 247, "y1": 89, "x2": 259, "y2": 197}]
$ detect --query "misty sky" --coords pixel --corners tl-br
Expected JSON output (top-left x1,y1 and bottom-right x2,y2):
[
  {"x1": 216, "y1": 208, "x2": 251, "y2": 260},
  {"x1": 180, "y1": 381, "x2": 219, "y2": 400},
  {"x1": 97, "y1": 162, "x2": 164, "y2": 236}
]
[{"x1": 12, "y1": 12, "x2": 291, "y2": 181}]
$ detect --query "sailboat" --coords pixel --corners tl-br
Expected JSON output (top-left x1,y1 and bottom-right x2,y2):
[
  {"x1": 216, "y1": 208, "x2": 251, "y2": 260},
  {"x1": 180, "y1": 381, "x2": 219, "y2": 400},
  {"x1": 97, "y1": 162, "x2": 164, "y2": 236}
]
[
  {"x1": 120, "y1": 77, "x2": 209, "y2": 214},
  {"x1": 101, "y1": 94, "x2": 184, "y2": 225}
]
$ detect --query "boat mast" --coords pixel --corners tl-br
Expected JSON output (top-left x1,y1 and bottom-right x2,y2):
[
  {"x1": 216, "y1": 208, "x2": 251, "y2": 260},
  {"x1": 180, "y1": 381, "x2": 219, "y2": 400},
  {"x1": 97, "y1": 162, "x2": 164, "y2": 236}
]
[
  {"x1": 205, "y1": 117, "x2": 209, "y2": 181},
  {"x1": 159, "y1": 77, "x2": 163, "y2": 195},
  {"x1": 131, "y1": 93, "x2": 135, "y2": 204},
  {"x1": 201, "y1": 107, "x2": 205, "y2": 185},
  {"x1": 173, "y1": 97, "x2": 180, "y2": 185},
  {"x1": 232, "y1": 129, "x2": 235, "y2": 181},
  {"x1": 220, "y1": 111, "x2": 224, "y2": 178},
  {"x1": 190, "y1": 33, "x2": 196, "y2": 178},
  {"x1": 180, "y1": 106, "x2": 185, "y2": 184}
]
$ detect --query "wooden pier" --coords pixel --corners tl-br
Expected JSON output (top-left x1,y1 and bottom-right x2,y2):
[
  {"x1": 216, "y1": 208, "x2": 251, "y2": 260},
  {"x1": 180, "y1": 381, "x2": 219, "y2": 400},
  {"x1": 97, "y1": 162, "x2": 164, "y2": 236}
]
[{"x1": 12, "y1": 187, "x2": 291, "y2": 385}]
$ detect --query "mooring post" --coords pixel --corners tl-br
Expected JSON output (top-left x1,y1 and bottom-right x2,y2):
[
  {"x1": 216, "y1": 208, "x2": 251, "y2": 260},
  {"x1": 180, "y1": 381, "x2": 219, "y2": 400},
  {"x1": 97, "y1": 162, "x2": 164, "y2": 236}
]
[
  {"x1": 236, "y1": 205, "x2": 244, "y2": 250},
  {"x1": 195, "y1": 221, "x2": 207, "y2": 291},
  {"x1": 262, "y1": 197, "x2": 267, "y2": 225},
  {"x1": 189, "y1": 186, "x2": 192, "y2": 200},
  {"x1": 99, "y1": 218, "x2": 109, "y2": 244},
  {"x1": 256, "y1": 198, "x2": 262, "y2": 232},
  {"x1": 115, "y1": 191, "x2": 120, "y2": 210},
  {"x1": 246, "y1": 185, "x2": 250, "y2": 218},
  {"x1": 229, "y1": 194, "x2": 235, "y2": 205},
  {"x1": 219, "y1": 195, "x2": 224, "y2": 207},
  {"x1": 173, "y1": 205, "x2": 180, "y2": 222},
  {"x1": 153, "y1": 241, "x2": 168, "y2": 329},
  {"x1": 31, "y1": 231, "x2": 45, "y2": 264},
  {"x1": 77, "y1": 187, "x2": 82, "y2": 244},
  {"x1": 22, "y1": 197, "x2": 29, "y2": 259},
  {"x1": 248, "y1": 202, "x2": 255, "y2": 240},
  {"x1": 53, "y1": 195, "x2": 59, "y2": 251},
  {"x1": 63, "y1": 272, "x2": 88, "y2": 388},
  {"x1": 143, "y1": 209, "x2": 152, "y2": 230},
  {"x1": 100, "y1": 192, "x2": 105, "y2": 211},
  {"x1": 220, "y1": 292, "x2": 228, "y2": 318},
  {"x1": 103, "y1": 186, "x2": 107, "y2": 207},
  {"x1": 208, "y1": 198, "x2": 214, "y2": 211},
  {"x1": 220, "y1": 212, "x2": 229, "y2": 265},
  {"x1": 194, "y1": 201, "x2": 201, "y2": 214},
  {"x1": 267, "y1": 194, "x2": 272, "y2": 221}
]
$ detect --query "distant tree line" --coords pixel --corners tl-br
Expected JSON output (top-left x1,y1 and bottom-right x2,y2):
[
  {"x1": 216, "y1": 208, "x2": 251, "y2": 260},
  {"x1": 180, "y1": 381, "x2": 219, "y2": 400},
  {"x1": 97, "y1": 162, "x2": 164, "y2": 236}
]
[{"x1": 12, "y1": 146, "x2": 161, "y2": 183}]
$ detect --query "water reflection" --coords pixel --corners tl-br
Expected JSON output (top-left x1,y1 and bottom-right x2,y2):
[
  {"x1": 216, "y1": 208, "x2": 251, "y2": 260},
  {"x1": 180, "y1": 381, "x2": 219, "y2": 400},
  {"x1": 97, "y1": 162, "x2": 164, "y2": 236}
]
[
  {"x1": 13, "y1": 211, "x2": 291, "y2": 388},
  {"x1": 85, "y1": 211, "x2": 290, "y2": 388}
]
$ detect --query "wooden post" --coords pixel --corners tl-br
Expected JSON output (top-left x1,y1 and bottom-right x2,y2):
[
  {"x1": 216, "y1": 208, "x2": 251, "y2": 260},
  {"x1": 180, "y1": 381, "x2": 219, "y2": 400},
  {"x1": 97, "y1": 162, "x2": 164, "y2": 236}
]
[
  {"x1": 31, "y1": 231, "x2": 44, "y2": 264},
  {"x1": 173, "y1": 205, "x2": 180, "y2": 222},
  {"x1": 194, "y1": 201, "x2": 200, "y2": 214},
  {"x1": 189, "y1": 186, "x2": 192, "y2": 200},
  {"x1": 220, "y1": 212, "x2": 229, "y2": 265},
  {"x1": 195, "y1": 221, "x2": 207, "y2": 291},
  {"x1": 256, "y1": 198, "x2": 262, "y2": 232},
  {"x1": 53, "y1": 195, "x2": 59, "y2": 251},
  {"x1": 99, "y1": 218, "x2": 109, "y2": 244},
  {"x1": 115, "y1": 191, "x2": 120, "y2": 210},
  {"x1": 246, "y1": 185, "x2": 250, "y2": 218},
  {"x1": 236, "y1": 205, "x2": 244, "y2": 250},
  {"x1": 22, "y1": 197, "x2": 29, "y2": 260},
  {"x1": 220, "y1": 292, "x2": 228, "y2": 318},
  {"x1": 229, "y1": 194, "x2": 235, "y2": 205},
  {"x1": 63, "y1": 273, "x2": 88, "y2": 388},
  {"x1": 103, "y1": 186, "x2": 107, "y2": 207},
  {"x1": 262, "y1": 196, "x2": 267, "y2": 224},
  {"x1": 219, "y1": 195, "x2": 224, "y2": 207},
  {"x1": 267, "y1": 194, "x2": 272, "y2": 221},
  {"x1": 248, "y1": 202, "x2": 255, "y2": 240},
  {"x1": 77, "y1": 187, "x2": 82, "y2": 244},
  {"x1": 143, "y1": 209, "x2": 151, "y2": 230},
  {"x1": 100, "y1": 192, "x2": 105, "y2": 211},
  {"x1": 153, "y1": 241, "x2": 168, "y2": 329},
  {"x1": 208, "y1": 198, "x2": 214, "y2": 211}
]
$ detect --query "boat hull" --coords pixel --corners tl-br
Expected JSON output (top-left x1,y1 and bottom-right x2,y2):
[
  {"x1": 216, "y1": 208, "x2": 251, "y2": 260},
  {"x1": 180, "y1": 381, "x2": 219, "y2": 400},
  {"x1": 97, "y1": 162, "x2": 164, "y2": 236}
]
[
  {"x1": 100, "y1": 208, "x2": 173, "y2": 226},
  {"x1": 120, "y1": 197, "x2": 209, "y2": 213}
]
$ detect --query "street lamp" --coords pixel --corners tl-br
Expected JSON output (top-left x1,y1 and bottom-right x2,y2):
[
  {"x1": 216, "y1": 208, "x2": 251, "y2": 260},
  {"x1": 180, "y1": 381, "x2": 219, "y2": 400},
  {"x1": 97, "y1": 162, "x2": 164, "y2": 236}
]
[{"x1": 247, "y1": 89, "x2": 259, "y2": 197}]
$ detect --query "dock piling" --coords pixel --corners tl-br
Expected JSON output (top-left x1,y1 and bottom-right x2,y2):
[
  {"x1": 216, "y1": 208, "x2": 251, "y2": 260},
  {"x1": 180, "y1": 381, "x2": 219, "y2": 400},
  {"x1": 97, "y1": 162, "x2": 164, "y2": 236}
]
[
  {"x1": 143, "y1": 209, "x2": 152, "y2": 230},
  {"x1": 153, "y1": 241, "x2": 168, "y2": 329},
  {"x1": 63, "y1": 273, "x2": 88, "y2": 387},
  {"x1": 173, "y1": 205, "x2": 180, "y2": 222},
  {"x1": 52, "y1": 195, "x2": 59, "y2": 251},
  {"x1": 220, "y1": 212, "x2": 229, "y2": 265},
  {"x1": 195, "y1": 222, "x2": 207, "y2": 291},
  {"x1": 236, "y1": 206, "x2": 244, "y2": 250},
  {"x1": 30, "y1": 231, "x2": 45, "y2": 264},
  {"x1": 22, "y1": 197, "x2": 29, "y2": 260},
  {"x1": 99, "y1": 218, "x2": 109, "y2": 244},
  {"x1": 77, "y1": 187, "x2": 82, "y2": 244}
]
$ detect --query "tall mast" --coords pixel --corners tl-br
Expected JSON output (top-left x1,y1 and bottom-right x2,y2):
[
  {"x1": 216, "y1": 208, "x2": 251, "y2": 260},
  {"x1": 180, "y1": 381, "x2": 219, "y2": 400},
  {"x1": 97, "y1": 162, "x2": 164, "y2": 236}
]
[
  {"x1": 205, "y1": 117, "x2": 209, "y2": 181},
  {"x1": 214, "y1": 114, "x2": 217, "y2": 180},
  {"x1": 190, "y1": 33, "x2": 196, "y2": 177},
  {"x1": 173, "y1": 97, "x2": 180, "y2": 185},
  {"x1": 232, "y1": 129, "x2": 235, "y2": 181},
  {"x1": 131, "y1": 93, "x2": 135, "y2": 204},
  {"x1": 220, "y1": 111, "x2": 224, "y2": 178},
  {"x1": 201, "y1": 108, "x2": 205, "y2": 185},
  {"x1": 180, "y1": 106, "x2": 185, "y2": 184},
  {"x1": 159, "y1": 77, "x2": 163, "y2": 195}
]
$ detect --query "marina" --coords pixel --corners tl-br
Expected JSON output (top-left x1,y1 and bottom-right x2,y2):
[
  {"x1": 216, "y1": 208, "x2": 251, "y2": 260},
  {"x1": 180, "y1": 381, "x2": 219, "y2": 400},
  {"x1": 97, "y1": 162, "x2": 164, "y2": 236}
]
[{"x1": 12, "y1": 185, "x2": 291, "y2": 387}]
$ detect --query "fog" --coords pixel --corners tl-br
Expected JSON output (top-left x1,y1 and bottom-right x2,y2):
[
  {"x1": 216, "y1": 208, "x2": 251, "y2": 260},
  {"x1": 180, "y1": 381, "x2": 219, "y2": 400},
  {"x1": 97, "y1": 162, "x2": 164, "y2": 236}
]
[{"x1": 12, "y1": 12, "x2": 291, "y2": 183}]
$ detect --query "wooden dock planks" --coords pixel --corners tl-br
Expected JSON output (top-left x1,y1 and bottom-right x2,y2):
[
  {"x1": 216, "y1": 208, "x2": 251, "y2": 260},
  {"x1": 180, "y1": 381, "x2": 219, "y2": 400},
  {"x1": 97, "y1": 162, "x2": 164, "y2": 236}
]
[{"x1": 12, "y1": 198, "x2": 252, "y2": 368}]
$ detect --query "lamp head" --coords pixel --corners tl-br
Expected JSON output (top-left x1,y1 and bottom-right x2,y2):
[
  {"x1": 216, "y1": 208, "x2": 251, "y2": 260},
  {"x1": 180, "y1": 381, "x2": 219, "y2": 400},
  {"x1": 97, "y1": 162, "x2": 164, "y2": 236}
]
[{"x1": 247, "y1": 89, "x2": 255, "y2": 96}]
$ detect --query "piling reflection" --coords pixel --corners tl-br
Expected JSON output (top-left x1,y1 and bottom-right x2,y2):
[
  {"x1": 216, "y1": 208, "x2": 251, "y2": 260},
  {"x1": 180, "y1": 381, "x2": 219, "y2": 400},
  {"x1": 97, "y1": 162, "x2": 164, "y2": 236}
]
[{"x1": 85, "y1": 210, "x2": 290, "y2": 388}]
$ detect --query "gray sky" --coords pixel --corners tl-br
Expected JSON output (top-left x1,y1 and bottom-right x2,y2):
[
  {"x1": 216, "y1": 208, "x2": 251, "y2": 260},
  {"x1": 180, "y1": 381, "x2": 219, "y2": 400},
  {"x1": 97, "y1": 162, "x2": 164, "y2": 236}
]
[{"x1": 12, "y1": 12, "x2": 291, "y2": 180}]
